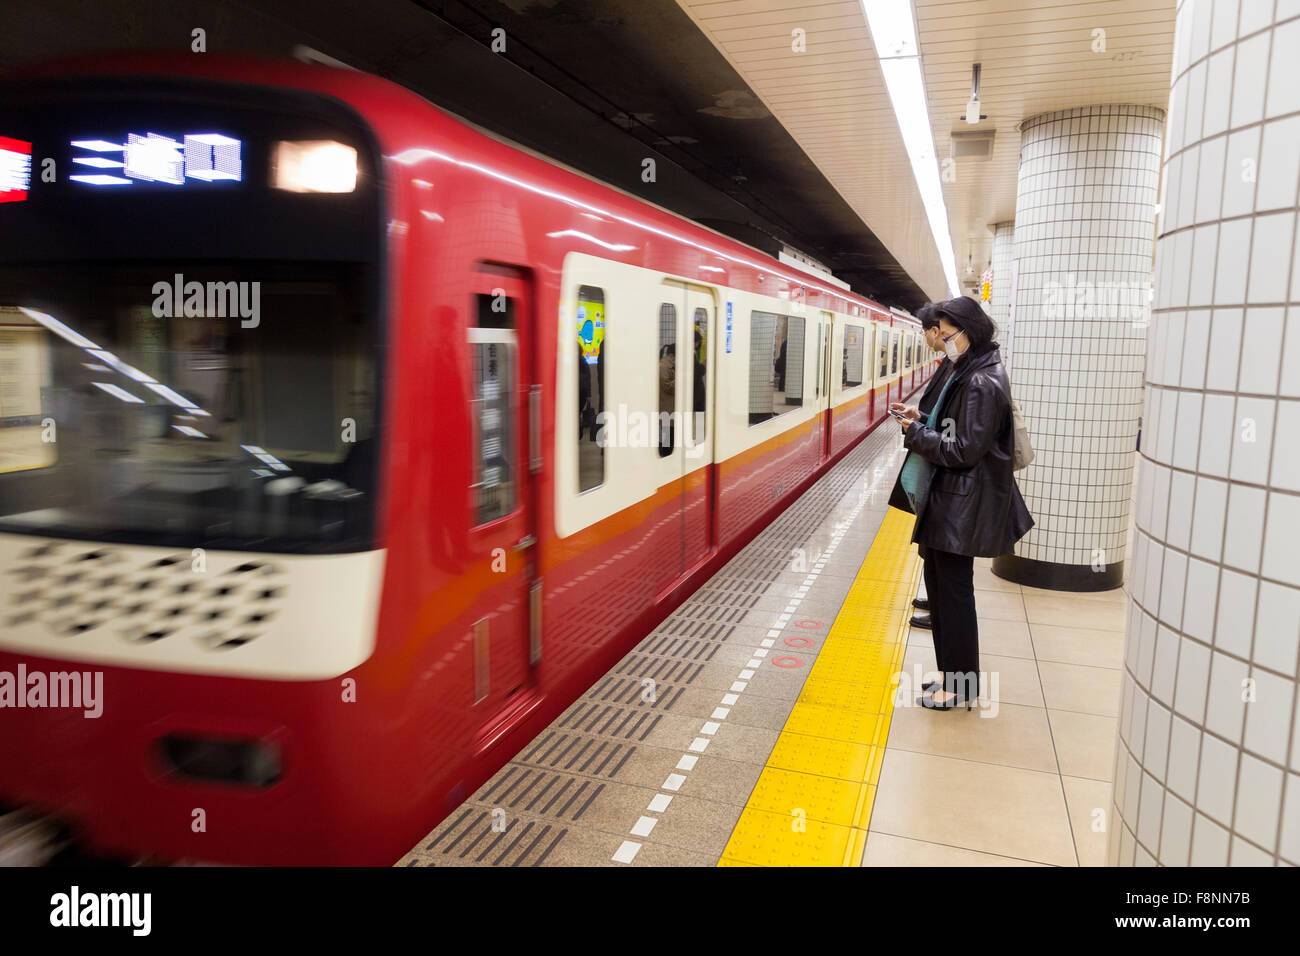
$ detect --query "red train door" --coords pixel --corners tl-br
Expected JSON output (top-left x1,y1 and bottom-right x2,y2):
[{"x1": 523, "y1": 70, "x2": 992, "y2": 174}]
[
  {"x1": 681, "y1": 284, "x2": 715, "y2": 572},
  {"x1": 655, "y1": 280, "x2": 715, "y2": 597},
  {"x1": 819, "y1": 310, "x2": 834, "y2": 461},
  {"x1": 888, "y1": 322, "x2": 900, "y2": 408},
  {"x1": 466, "y1": 268, "x2": 539, "y2": 727}
]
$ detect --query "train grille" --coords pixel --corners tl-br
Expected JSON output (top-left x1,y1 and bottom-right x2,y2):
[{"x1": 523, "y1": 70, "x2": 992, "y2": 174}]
[{"x1": 4, "y1": 542, "x2": 287, "y2": 652}]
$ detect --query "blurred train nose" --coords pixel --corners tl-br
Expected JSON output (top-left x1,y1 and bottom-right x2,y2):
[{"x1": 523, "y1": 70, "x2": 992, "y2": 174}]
[{"x1": 157, "y1": 734, "x2": 282, "y2": 788}]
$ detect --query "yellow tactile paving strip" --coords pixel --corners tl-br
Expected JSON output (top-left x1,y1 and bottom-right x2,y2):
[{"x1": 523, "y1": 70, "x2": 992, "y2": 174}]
[{"x1": 718, "y1": 508, "x2": 921, "y2": 867}]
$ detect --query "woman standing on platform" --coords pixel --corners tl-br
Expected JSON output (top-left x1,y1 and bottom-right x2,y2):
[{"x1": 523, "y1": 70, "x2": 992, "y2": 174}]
[
  {"x1": 888, "y1": 296, "x2": 1033, "y2": 710},
  {"x1": 888, "y1": 303, "x2": 948, "y2": 634}
]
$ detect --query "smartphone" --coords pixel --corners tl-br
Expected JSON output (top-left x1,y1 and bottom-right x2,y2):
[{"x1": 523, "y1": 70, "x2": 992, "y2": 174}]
[{"x1": 890, "y1": 408, "x2": 912, "y2": 422}]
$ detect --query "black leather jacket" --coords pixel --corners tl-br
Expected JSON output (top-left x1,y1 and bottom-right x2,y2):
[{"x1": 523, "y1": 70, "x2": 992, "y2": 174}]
[
  {"x1": 887, "y1": 357, "x2": 949, "y2": 513},
  {"x1": 892, "y1": 342, "x2": 1033, "y2": 557}
]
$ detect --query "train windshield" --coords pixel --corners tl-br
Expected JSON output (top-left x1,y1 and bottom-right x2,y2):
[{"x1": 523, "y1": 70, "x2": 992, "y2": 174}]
[{"x1": 0, "y1": 261, "x2": 378, "y2": 553}]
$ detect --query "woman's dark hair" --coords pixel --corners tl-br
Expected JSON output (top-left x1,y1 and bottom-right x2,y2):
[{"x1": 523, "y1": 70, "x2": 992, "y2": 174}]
[
  {"x1": 936, "y1": 296, "x2": 998, "y2": 349},
  {"x1": 916, "y1": 302, "x2": 940, "y2": 329}
]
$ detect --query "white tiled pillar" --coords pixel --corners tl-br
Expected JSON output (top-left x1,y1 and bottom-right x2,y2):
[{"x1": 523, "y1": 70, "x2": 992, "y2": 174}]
[
  {"x1": 990, "y1": 221, "x2": 1015, "y2": 371},
  {"x1": 1108, "y1": 0, "x2": 1300, "y2": 867},
  {"x1": 992, "y1": 105, "x2": 1163, "y2": 591}
]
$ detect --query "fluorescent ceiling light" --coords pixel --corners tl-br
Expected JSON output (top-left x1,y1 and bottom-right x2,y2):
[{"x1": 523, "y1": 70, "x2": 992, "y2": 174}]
[
  {"x1": 87, "y1": 349, "x2": 153, "y2": 383},
  {"x1": 70, "y1": 140, "x2": 124, "y2": 152},
  {"x1": 145, "y1": 382, "x2": 199, "y2": 408},
  {"x1": 91, "y1": 381, "x2": 144, "y2": 403},
  {"x1": 242, "y1": 444, "x2": 290, "y2": 472},
  {"x1": 862, "y1": 0, "x2": 917, "y2": 58},
  {"x1": 73, "y1": 156, "x2": 125, "y2": 168},
  {"x1": 19, "y1": 307, "x2": 100, "y2": 349},
  {"x1": 861, "y1": 0, "x2": 960, "y2": 297}
]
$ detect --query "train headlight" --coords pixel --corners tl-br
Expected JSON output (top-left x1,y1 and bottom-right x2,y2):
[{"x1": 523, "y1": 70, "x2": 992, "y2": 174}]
[{"x1": 271, "y1": 140, "x2": 357, "y2": 193}]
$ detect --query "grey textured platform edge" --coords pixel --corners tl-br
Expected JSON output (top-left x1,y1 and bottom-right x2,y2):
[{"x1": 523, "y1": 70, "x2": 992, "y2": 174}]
[{"x1": 399, "y1": 416, "x2": 911, "y2": 867}]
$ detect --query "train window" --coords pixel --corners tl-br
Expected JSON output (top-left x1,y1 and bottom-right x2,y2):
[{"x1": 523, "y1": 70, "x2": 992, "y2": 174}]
[
  {"x1": 0, "y1": 264, "x2": 379, "y2": 552},
  {"x1": 878, "y1": 329, "x2": 889, "y2": 377},
  {"x1": 471, "y1": 294, "x2": 517, "y2": 525},
  {"x1": 470, "y1": 332, "x2": 515, "y2": 526},
  {"x1": 576, "y1": 285, "x2": 605, "y2": 493},
  {"x1": 785, "y1": 316, "x2": 805, "y2": 402},
  {"x1": 748, "y1": 312, "x2": 803, "y2": 425},
  {"x1": 890, "y1": 332, "x2": 899, "y2": 376},
  {"x1": 690, "y1": 307, "x2": 707, "y2": 446},
  {"x1": 843, "y1": 323, "x2": 864, "y2": 388},
  {"x1": 816, "y1": 322, "x2": 825, "y2": 399},
  {"x1": 658, "y1": 303, "x2": 675, "y2": 458}
]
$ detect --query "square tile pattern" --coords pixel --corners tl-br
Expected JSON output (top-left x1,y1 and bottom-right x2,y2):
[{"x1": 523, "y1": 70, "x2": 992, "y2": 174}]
[
  {"x1": 1009, "y1": 104, "x2": 1163, "y2": 569},
  {"x1": 1110, "y1": 0, "x2": 1300, "y2": 868},
  {"x1": 865, "y1": 557, "x2": 1123, "y2": 867}
]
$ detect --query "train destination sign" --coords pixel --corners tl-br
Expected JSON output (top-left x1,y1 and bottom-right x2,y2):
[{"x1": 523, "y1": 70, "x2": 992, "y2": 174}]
[{"x1": 69, "y1": 131, "x2": 242, "y2": 187}]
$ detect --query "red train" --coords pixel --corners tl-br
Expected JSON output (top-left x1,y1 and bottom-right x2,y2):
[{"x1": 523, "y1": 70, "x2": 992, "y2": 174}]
[{"x1": 0, "y1": 53, "x2": 935, "y2": 864}]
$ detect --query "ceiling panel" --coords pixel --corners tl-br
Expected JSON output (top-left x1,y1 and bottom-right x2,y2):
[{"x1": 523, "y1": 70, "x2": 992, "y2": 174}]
[
  {"x1": 678, "y1": 0, "x2": 1176, "y2": 299},
  {"x1": 679, "y1": 0, "x2": 949, "y2": 298}
]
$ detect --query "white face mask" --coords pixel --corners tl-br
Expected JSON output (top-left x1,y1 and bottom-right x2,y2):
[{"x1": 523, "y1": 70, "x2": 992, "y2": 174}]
[{"x1": 943, "y1": 330, "x2": 964, "y2": 362}]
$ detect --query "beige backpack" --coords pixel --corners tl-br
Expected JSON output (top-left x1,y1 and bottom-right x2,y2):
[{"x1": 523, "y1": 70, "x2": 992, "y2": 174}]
[{"x1": 1011, "y1": 400, "x2": 1034, "y2": 471}]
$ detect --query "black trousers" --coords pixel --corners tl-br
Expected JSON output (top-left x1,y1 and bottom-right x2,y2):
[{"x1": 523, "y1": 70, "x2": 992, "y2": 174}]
[{"x1": 920, "y1": 545, "x2": 980, "y2": 698}]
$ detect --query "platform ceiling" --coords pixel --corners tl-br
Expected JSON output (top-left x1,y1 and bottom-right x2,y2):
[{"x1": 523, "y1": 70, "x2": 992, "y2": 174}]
[{"x1": 678, "y1": 0, "x2": 1176, "y2": 299}]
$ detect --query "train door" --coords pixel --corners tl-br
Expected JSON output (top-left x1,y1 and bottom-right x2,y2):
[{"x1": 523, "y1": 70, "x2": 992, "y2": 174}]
[
  {"x1": 888, "y1": 325, "x2": 901, "y2": 408},
  {"x1": 819, "y1": 310, "x2": 834, "y2": 461},
  {"x1": 655, "y1": 279, "x2": 715, "y2": 596},
  {"x1": 466, "y1": 268, "x2": 539, "y2": 716},
  {"x1": 878, "y1": 321, "x2": 889, "y2": 416},
  {"x1": 682, "y1": 285, "x2": 715, "y2": 572}
]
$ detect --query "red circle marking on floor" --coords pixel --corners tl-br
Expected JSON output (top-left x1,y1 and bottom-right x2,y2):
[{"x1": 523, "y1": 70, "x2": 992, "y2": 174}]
[
  {"x1": 772, "y1": 656, "x2": 804, "y2": 668},
  {"x1": 784, "y1": 636, "x2": 812, "y2": 648},
  {"x1": 795, "y1": 619, "x2": 821, "y2": 629}
]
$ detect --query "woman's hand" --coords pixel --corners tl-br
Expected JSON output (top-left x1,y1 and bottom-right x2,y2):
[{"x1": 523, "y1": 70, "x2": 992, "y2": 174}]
[{"x1": 890, "y1": 402, "x2": 920, "y2": 434}]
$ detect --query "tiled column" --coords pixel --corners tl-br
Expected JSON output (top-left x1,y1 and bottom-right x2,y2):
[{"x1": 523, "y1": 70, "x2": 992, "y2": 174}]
[
  {"x1": 1108, "y1": 0, "x2": 1300, "y2": 867},
  {"x1": 990, "y1": 221, "x2": 1015, "y2": 370},
  {"x1": 992, "y1": 105, "x2": 1164, "y2": 591}
]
